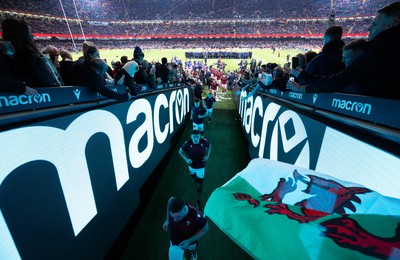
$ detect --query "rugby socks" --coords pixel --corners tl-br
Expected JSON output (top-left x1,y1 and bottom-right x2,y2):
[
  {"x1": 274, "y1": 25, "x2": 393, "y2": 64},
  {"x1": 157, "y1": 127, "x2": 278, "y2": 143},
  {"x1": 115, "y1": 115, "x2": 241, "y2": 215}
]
[{"x1": 195, "y1": 178, "x2": 203, "y2": 209}]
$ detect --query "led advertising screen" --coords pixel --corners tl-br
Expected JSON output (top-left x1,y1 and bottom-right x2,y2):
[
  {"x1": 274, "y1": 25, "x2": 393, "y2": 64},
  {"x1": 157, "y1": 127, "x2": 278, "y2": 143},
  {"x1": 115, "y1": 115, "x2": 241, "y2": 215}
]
[
  {"x1": 0, "y1": 88, "x2": 191, "y2": 259},
  {"x1": 237, "y1": 91, "x2": 400, "y2": 200}
]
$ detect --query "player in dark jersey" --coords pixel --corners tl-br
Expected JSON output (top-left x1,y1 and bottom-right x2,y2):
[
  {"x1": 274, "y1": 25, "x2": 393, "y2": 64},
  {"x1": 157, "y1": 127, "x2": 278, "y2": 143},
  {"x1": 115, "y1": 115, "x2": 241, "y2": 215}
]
[
  {"x1": 190, "y1": 98, "x2": 208, "y2": 136},
  {"x1": 179, "y1": 130, "x2": 211, "y2": 209},
  {"x1": 203, "y1": 92, "x2": 216, "y2": 125},
  {"x1": 163, "y1": 196, "x2": 208, "y2": 260}
]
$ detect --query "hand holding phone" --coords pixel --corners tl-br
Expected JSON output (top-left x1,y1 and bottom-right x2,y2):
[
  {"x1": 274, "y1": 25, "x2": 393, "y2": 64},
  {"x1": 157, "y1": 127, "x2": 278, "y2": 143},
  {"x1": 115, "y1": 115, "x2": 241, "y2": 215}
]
[{"x1": 291, "y1": 57, "x2": 300, "y2": 69}]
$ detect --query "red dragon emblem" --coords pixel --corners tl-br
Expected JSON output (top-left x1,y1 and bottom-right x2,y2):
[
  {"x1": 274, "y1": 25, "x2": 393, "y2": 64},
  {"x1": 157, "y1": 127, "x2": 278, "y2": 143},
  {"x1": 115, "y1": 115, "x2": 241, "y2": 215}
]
[{"x1": 233, "y1": 169, "x2": 400, "y2": 258}]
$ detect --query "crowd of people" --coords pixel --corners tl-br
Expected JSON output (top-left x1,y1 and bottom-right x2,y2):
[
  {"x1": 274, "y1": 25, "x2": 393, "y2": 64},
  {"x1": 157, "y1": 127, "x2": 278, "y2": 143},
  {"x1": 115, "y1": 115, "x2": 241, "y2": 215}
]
[
  {"x1": 236, "y1": 2, "x2": 400, "y2": 100},
  {"x1": 0, "y1": 13, "x2": 375, "y2": 38},
  {"x1": 0, "y1": 0, "x2": 394, "y2": 21},
  {"x1": 0, "y1": 17, "x2": 184, "y2": 98},
  {"x1": 1, "y1": 1, "x2": 400, "y2": 260}
]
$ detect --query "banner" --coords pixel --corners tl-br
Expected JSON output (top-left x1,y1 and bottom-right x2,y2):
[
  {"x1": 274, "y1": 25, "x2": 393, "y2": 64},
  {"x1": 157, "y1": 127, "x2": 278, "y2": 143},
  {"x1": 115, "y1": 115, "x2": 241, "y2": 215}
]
[
  {"x1": 205, "y1": 159, "x2": 400, "y2": 260},
  {"x1": 0, "y1": 88, "x2": 191, "y2": 259},
  {"x1": 88, "y1": 21, "x2": 109, "y2": 26},
  {"x1": 237, "y1": 90, "x2": 400, "y2": 199}
]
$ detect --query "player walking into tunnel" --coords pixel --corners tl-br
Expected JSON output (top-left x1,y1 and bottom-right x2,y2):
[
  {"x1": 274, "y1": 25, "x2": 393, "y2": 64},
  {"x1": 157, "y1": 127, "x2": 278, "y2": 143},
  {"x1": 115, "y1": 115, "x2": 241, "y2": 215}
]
[{"x1": 179, "y1": 130, "x2": 211, "y2": 209}]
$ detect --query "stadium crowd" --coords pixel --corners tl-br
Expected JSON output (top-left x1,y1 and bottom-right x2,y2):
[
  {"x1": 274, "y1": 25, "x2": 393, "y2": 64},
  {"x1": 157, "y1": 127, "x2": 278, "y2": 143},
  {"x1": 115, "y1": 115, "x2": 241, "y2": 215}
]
[
  {"x1": 0, "y1": 0, "x2": 395, "y2": 20},
  {"x1": 1, "y1": 1, "x2": 399, "y2": 101},
  {"x1": 0, "y1": 14, "x2": 374, "y2": 37}
]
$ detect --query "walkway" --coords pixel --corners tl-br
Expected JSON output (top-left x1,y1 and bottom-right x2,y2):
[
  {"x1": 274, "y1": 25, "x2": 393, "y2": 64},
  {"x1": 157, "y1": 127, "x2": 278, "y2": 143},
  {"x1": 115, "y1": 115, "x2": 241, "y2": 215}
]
[{"x1": 120, "y1": 91, "x2": 253, "y2": 259}]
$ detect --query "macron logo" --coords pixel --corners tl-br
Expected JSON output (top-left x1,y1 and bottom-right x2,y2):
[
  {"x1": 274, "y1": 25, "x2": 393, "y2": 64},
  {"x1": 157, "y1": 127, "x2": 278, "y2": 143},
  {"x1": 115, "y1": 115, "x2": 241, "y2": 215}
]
[
  {"x1": 313, "y1": 94, "x2": 318, "y2": 104},
  {"x1": 331, "y1": 98, "x2": 372, "y2": 115},
  {"x1": 73, "y1": 89, "x2": 81, "y2": 100}
]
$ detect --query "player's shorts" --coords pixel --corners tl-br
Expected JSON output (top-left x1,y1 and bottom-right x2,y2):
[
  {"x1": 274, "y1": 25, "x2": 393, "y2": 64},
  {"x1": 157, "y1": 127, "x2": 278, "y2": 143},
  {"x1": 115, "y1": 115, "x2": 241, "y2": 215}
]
[
  {"x1": 206, "y1": 108, "x2": 213, "y2": 115},
  {"x1": 169, "y1": 242, "x2": 197, "y2": 259},
  {"x1": 192, "y1": 122, "x2": 204, "y2": 132},
  {"x1": 189, "y1": 166, "x2": 205, "y2": 179}
]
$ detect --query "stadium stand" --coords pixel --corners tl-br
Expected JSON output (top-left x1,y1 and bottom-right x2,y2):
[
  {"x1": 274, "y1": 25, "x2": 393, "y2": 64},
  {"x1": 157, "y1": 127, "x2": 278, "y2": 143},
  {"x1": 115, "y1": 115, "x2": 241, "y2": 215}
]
[
  {"x1": 1, "y1": 1, "x2": 399, "y2": 259},
  {"x1": 0, "y1": 0, "x2": 396, "y2": 20}
]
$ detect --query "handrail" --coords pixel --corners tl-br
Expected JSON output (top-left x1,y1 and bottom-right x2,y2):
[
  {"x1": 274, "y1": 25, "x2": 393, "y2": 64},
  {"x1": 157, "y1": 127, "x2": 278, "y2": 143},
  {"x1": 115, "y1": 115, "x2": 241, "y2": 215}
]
[
  {"x1": 0, "y1": 83, "x2": 187, "y2": 116},
  {"x1": 0, "y1": 83, "x2": 189, "y2": 129},
  {"x1": 262, "y1": 88, "x2": 400, "y2": 130}
]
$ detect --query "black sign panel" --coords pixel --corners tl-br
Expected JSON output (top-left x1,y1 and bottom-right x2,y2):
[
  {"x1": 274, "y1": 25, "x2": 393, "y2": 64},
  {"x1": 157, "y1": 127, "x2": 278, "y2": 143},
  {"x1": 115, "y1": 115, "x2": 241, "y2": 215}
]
[{"x1": 0, "y1": 87, "x2": 192, "y2": 259}]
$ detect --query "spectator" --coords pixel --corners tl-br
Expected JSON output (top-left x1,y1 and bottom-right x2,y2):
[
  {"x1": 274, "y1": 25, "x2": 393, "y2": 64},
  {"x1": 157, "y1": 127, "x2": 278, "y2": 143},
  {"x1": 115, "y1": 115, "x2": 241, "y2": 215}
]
[
  {"x1": 291, "y1": 2, "x2": 400, "y2": 99},
  {"x1": 84, "y1": 45, "x2": 115, "y2": 85},
  {"x1": 296, "y1": 53, "x2": 308, "y2": 70},
  {"x1": 132, "y1": 46, "x2": 148, "y2": 85},
  {"x1": 303, "y1": 25, "x2": 345, "y2": 77},
  {"x1": 342, "y1": 39, "x2": 368, "y2": 68},
  {"x1": 59, "y1": 48, "x2": 74, "y2": 85},
  {"x1": 178, "y1": 130, "x2": 212, "y2": 209},
  {"x1": 72, "y1": 58, "x2": 131, "y2": 101},
  {"x1": 120, "y1": 55, "x2": 128, "y2": 65},
  {"x1": 143, "y1": 60, "x2": 157, "y2": 89},
  {"x1": 112, "y1": 61, "x2": 121, "y2": 77},
  {"x1": 341, "y1": 39, "x2": 368, "y2": 94},
  {"x1": 85, "y1": 45, "x2": 100, "y2": 61},
  {"x1": 305, "y1": 51, "x2": 318, "y2": 64},
  {"x1": 162, "y1": 196, "x2": 209, "y2": 260},
  {"x1": 42, "y1": 45, "x2": 60, "y2": 69},
  {"x1": 82, "y1": 41, "x2": 96, "y2": 61},
  {"x1": 156, "y1": 57, "x2": 170, "y2": 83},
  {"x1": 1, "y1": 18, "x2": 63, "y2": 87},
  {"x1": 122, "y1": 60, "x2": 141, "y2": 95},
  {"x1": 112, "y1": 55, "x2": 128, "y2": 77},
  {"x1": 0, "y1": 41, "x2": 36, "y2": 94}
]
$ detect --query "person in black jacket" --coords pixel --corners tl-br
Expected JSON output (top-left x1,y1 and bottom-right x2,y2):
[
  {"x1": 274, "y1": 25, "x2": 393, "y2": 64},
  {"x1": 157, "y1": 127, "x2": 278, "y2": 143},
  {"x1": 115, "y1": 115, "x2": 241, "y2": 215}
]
[
  {"x1": 156, "y1": 57, "x2": 171, "y2": 83},
  {"x1": 290, "y1": 2, "x2": 400, "y2": 99},
  {"x1": 132, "y1": 46, "x2": 148, "y2": 85},
  {"x1": 72, "y1": 59, "x2": 131, "y2": 101},
  {"x1": 1, "y1": 18, "x2": 63, "y2": 88},
  {"x1": 0, "y1": 41, "x2": 37, "y2": 94},
  {"x1": 59, "y1": 49, "x2": 74, "y2": 86},
  {"x1": 303, "y1": 25, "x2": 345, "y2": 78}
]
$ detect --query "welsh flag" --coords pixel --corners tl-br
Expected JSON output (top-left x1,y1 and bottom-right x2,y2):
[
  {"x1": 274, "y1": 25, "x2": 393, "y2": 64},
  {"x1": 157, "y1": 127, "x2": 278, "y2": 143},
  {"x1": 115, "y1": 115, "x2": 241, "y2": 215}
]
[{"x1": 205, "y1": 159, "x2": 400, "y2": 259}]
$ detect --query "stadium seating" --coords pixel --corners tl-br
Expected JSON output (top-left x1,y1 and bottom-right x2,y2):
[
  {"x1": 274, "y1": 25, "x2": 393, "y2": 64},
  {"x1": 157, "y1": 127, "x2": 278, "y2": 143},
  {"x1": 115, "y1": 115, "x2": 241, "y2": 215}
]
[{"x1": 0, "y1": 0, "x2": 393, "y2": 20}]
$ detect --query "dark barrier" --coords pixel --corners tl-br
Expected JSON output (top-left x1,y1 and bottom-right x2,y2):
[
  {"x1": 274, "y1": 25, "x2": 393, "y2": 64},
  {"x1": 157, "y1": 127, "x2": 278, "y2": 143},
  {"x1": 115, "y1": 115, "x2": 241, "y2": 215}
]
[
  {"x1": 185, "y1": 51, "x2": 252, "y2": 59},
  {"x1": 235, "y1": 88, "x2": 400, "y2": 200},
  {"x1": 0, "y1": 86, "x2": 192, "y2": 259},
  {"x1": 0, "y1": 83, "x2": 186, "y2": 116},
  {"x1": 263, "y1": 88, "x2": 400, "y2": 129}
]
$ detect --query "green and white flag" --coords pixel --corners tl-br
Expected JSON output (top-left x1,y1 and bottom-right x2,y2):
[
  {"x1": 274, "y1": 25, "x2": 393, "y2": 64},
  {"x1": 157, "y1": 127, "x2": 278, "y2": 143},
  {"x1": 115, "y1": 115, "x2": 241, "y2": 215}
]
[{"x1": 205, "y1": 159, "x2": 400, "y2": 260}]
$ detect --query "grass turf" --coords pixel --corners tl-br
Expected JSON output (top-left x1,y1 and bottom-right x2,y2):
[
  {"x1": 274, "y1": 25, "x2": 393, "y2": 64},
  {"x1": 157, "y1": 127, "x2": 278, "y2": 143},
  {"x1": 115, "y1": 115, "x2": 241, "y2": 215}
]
[{"x1": 119, "y1": 89, "x2": 252, "y2": 259}]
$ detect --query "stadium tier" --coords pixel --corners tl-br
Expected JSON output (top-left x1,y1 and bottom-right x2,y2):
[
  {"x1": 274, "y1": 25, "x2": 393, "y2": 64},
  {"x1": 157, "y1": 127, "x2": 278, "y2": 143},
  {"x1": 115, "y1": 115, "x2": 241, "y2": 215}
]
[
  {"x1": 1, "y1": 1, "x2": 400, "y2": 259},
  {"x1": 0, "y1": 0, "x2": 396, "y2": 20},
  {"x1": 0, "y1": 0, "x2": 395, "y2": 42}
]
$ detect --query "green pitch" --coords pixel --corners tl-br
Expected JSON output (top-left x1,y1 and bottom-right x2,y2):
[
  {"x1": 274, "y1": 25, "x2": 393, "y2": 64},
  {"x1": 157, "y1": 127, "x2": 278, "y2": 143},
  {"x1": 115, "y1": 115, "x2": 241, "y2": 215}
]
[{"x1": 71, "y1": 48, "x2": 306, "y2": 71}]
